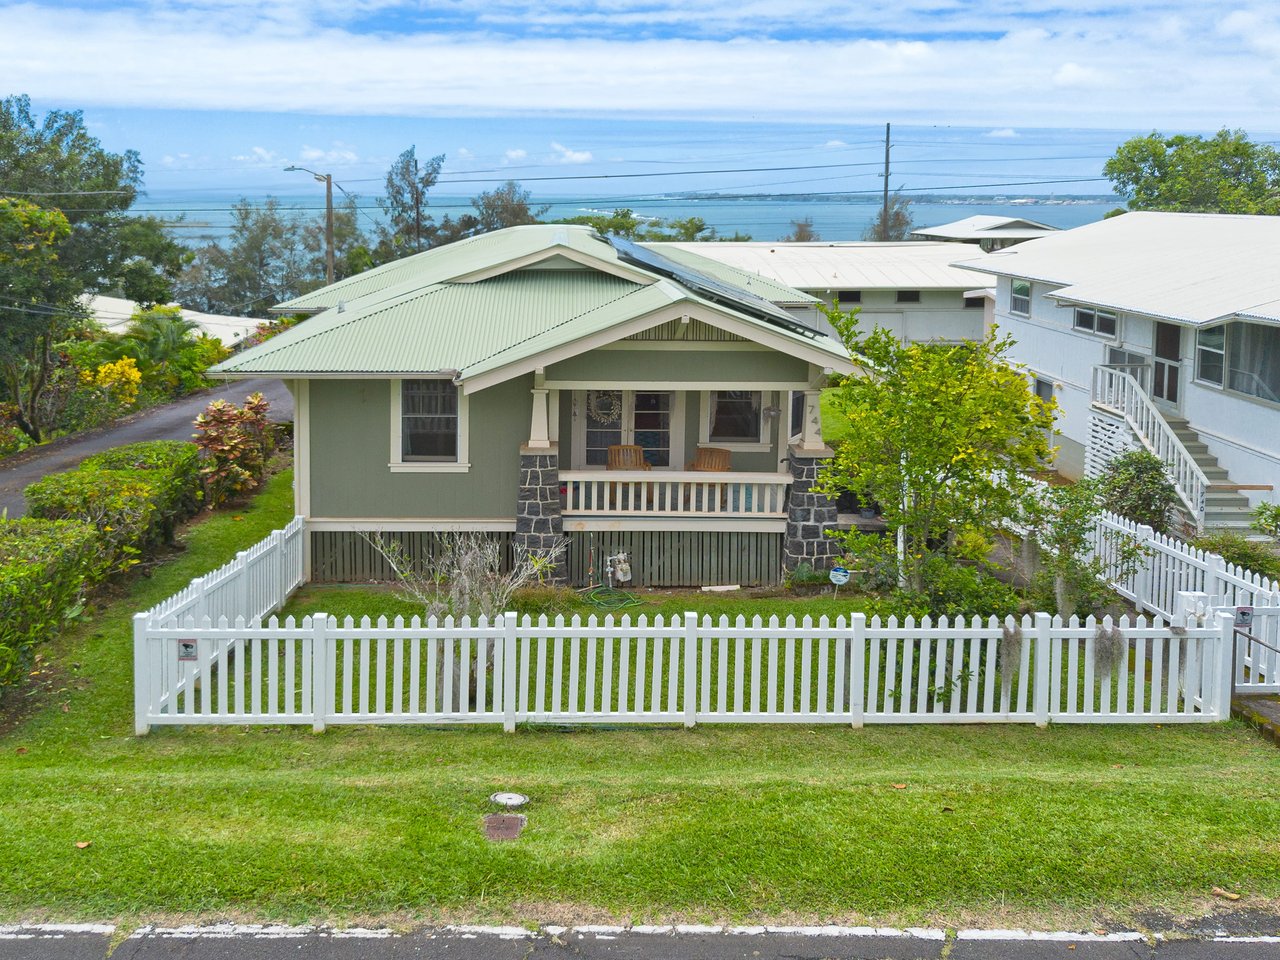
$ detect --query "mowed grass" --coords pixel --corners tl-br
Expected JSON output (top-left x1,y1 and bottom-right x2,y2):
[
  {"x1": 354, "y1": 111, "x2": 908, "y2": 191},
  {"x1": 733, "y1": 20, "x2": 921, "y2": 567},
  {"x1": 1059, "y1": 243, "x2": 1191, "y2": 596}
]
[{"x1": 2, "y1": 469, "x2": 1280, "y2": 925}]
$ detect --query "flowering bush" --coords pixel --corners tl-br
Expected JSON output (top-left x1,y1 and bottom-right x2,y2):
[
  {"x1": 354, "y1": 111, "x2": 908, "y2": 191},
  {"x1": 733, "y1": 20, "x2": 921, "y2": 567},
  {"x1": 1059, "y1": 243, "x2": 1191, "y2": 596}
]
[
  {"x1": 193, "y1": 392, "x2": 275, "y2": 508},
  {"x1": 80, "y1": 356, "x2": 142, "y2": 407}
]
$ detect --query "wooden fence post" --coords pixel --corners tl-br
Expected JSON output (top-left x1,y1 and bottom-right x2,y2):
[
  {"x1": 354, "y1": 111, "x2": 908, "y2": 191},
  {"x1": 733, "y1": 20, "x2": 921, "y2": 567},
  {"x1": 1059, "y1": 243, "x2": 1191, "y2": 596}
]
[
  {"x1": 503, "y1": 612, "x2": 518, "y2": 733},
  {"x1": 311, "y1": 612, "x2": 328, "y2": 733},
  {"x1": 1213, "y1": 610, "x2": 1235, "y2": 721},
  {"x1": 683, "y1": 612, "x2": 698, "y2": 728},
  {"x1": 850, "y1": 613, "x2": 866, "y2": 729},
  {"x1": 1034, "y1": 612, "x2": 1052, "y2": 727},
  {"x1": 1134, "y1": 524, "x2": 1155, "y2": 614},
  {"x1": 133, "y1": 612, "x2": 151, "y2": 736}
]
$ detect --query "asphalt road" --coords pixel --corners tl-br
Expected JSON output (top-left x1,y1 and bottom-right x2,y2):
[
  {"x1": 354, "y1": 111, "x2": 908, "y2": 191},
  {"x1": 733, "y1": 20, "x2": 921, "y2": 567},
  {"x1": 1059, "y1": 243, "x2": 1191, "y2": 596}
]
[
  {"x1": 3, "y1": 925, "x2": 1279, "y2": 960},
  {"x1": 0, "y1": 377, "x2": 292, "y2": 518}
]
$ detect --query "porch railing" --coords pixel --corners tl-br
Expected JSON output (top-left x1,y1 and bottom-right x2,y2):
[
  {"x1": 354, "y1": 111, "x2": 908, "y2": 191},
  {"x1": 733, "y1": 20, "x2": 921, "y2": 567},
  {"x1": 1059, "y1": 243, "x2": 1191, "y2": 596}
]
[
  {"x1": 560, "y1": 470, "x2": 792, "y2": 517},
  {"x1": 1090, "y1": 365, "x2": 1208, "y2": 527}
]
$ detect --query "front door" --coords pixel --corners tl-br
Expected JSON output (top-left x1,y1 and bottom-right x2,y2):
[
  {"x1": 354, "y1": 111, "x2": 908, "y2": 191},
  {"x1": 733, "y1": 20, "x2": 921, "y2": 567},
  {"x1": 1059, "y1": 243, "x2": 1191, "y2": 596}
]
[
  {"x1": 580, "y1": 390, "x2": 677, "y2": 468},
  {"x1": 1152, "y1": 321, "x2": 1182, "y2": 407}
]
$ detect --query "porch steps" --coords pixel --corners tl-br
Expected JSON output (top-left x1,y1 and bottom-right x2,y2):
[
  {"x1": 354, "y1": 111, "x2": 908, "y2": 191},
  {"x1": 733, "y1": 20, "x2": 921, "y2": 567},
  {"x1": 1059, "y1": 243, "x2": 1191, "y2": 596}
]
[{"x1": 1165, "y1": 418, "x2": 1256, "y2": 533}]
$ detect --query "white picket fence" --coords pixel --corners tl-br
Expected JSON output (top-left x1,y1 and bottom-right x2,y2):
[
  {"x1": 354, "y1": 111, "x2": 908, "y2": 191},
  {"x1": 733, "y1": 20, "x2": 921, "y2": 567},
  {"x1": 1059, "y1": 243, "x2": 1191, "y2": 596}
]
[
  {"x1": 133, "y1": 516, "x2": 306, "y2": 728},
  {"x1": 134, "y1": 611, "x2": 1235, "y2": 733},
  {"x1": 1178, "y1": 591, "x2": 1280, "y2": 695},
  {"x1": 1089, "y1": 510, "x2": 1279, "y2": 619}
]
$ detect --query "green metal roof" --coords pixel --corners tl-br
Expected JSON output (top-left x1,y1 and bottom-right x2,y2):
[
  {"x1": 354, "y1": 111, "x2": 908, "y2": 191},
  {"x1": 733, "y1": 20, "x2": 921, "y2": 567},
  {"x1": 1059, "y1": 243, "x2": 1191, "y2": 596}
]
[{"x1": 215, "y1": 225, "x2": 851, "y2": 383}]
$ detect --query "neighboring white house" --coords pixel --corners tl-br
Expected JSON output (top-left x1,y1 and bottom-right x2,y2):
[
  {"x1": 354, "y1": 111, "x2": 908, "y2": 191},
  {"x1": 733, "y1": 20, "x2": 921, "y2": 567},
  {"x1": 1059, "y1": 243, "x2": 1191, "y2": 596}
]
[
  {"x1": 654, "y1": 241, "x2": 994, "y2": 344},
  {"x1": 84, "y1": 295, "x2": 262, "y2": 348},
  {"x1": 911, "y1": 215, "x2": 1058, "y2": 251},
  {"x1": 955, "y1": 211, "x2": 1280, "y2": 531}
]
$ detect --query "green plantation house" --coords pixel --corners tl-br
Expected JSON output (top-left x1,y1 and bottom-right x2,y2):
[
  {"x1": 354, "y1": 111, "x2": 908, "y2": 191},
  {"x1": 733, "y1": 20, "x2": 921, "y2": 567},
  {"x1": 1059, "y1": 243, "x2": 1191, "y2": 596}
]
[{"x1": 212, "y1": 225, "x2": 856, "y2": 586}]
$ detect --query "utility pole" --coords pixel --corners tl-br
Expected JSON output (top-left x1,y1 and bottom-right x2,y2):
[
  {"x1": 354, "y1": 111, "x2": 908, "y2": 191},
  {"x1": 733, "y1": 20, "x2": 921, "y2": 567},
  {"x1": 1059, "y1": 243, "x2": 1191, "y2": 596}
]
[
  {"x1": 284, "y1": 165, "x2": 335, "y2": 286},
  {"x1": 881, "y1": 122, "x2": 891, "y2": 242}
]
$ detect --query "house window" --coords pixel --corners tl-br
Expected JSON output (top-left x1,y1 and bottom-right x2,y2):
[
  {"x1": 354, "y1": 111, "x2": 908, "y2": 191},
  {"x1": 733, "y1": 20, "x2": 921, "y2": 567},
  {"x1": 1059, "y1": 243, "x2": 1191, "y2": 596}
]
[
  {"x1": 1196, "y1": 325, "x2": 1226, "y2": 387},
  {"x1": 391, "y1": 379, "x2": 469, "y2": 472},
  {"x1": 1010, "y1": 279, "x2": 1031, "y2": 315},
  {"x1": 402, "y1": 380, "x2": 458, "y2": 460},
  {"x1": 896, "y1": 290, "x2": 921, "y2": 304},
  {"x1": 1032, "y1": 376, "x2": 1055, "y2": 406},
  {"x1": 1073, "y1": 306, "x2": 1118, "y2": 337},
  {"x1": 1227, "y1": 321, "x2": 1280, "y2": 404},
  {"x1": 837, "y1": 290, "x2": 861, "y2": 305},
  {"x1": 964, "y1": 295, "x2": 985, "y2": 309},
  {"x1": 708, "y1": 390, "x2": 763, "y2": 444}
]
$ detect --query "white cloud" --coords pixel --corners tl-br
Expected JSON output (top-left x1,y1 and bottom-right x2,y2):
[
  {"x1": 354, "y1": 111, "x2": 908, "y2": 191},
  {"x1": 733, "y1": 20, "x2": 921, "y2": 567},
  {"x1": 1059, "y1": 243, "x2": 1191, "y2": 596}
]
[
  {"x1": 299, "y1": 141, "x2": 360, "y2": 164},
  {"x1": 503, "y1": 148, "x2": 527, "y2": 162},
  {"x1": 550, "y1": 141, "x2": 592, "y2": 164},
  {"x1": 984, "y1": 128, "x2": 1019, "y2": 138},
  {"x1": 231, "y1": 146, "x2": 279, "y2": 164},
  {"x1": 822, "y1": 139, "x2": 848, "y2": 148},
  {"x1": 455, "y1": 146, "x2": 474, "y2": 159},
  {"x1": 0, "y1": 2, "x2": 1275, "y2": 130}
]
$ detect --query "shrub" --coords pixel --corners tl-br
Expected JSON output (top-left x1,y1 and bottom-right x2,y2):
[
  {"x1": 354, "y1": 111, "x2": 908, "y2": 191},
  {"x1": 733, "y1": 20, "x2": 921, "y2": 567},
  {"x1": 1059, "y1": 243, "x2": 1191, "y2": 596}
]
[
  {"x1": 24, "y1": 469, "x2": 159, "y2": 576},
  {"x1": 1192, "y1": 532, "x2": 1280, "y2": 583},
  {"x1": 193, "y1": 392, "x2": 275, "y2": 508},
  {"x1": 80, "y1": 356, "x2": 141, "y2": 407},
  {"x1": 0, "y1": 519, "x2": 97, "y2": 686},
  {"x1": 1099, "y1": 450, "x2": 1180, "y2": 532},
  {"x1": 1253, "y1": 502, "x2": 1280, "y2": 540},
  {"x1": 81, "y1": 440, "x2": 203, "y2": 532},
  {"x1": 915, "y1": 558, "x2": 1023, "y2": 618}
]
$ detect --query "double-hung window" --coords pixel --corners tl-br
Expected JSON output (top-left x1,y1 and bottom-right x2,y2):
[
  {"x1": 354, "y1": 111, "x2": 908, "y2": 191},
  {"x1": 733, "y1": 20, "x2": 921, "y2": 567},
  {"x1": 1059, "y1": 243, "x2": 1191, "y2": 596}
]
[
  {"x1": 1196, "y1": 325, "x2": 1226, "y2": 387},
  {"x1": 1073, "y1": 306, "x2": 1117, "y2": 337},
  {"x1": 1009, "y1": 279, "x2": 1031, "y2": 315},
  {"x1": 391, "y1": 379, "x2": 469, "y2": 471},
  {"x1": 704, "y1": 390, "x2": 767, "y2": 448}
]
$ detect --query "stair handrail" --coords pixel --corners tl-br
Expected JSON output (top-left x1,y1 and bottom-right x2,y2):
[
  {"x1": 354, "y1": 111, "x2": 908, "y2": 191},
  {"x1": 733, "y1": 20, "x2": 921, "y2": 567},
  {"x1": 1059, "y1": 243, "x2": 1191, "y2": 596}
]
[{"x1": 1090, "y1": 365, "x2": 1209, "y2": 528}]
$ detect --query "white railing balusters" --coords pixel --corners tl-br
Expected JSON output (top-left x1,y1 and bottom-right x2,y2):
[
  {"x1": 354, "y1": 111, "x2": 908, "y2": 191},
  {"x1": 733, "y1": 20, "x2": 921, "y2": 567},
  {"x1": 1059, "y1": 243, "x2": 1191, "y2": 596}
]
[{"x1": 560, "y1": 470, "x2": 792, "y2": 518}]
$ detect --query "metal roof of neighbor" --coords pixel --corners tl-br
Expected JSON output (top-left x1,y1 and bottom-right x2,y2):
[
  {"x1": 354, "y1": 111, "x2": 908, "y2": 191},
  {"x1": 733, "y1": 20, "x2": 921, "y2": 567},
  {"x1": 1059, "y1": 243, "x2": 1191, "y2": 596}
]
[
  {"x1": 643, "y1": 244, "x2": 819, "y2": 305},
  {"x1": 213, "y1": 228, "x2": 851, "y2": 382},
  {"x1": 911, "y1": 215, "x2": 1058, "y2": 242},
  {"x1": 85, "y1": 294, "x2": 261, "y2": 346},
  {"x1": 654, "y1": 240, "x2": 995, "y2": 291},
  {"x1": 952, "y1": 211, "x2": 1280, "y2": 327}
]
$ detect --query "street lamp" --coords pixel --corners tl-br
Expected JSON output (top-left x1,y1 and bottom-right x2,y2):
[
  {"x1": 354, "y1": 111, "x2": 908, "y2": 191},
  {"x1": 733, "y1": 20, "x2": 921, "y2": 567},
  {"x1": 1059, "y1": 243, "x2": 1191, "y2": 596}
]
[{"x1": 284, "y1": 165, "x2": 334, "y2": 286}]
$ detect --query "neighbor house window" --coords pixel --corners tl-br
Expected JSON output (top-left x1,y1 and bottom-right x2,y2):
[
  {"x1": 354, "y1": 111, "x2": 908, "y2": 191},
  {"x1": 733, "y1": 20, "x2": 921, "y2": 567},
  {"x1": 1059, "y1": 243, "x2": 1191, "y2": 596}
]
[
  {"x1": 896, "y1": 290, "x2": 921, "y2": 303},
  {"x1": 402, "y1": 380, "x2": 458, "y2": 459},
  {"x1": 964, "y1": 295, "x2": 985, "y2": 309},
  {"x1": 1010, "y1": 279, "x2": 1031, "y2": 315},
  {"x1": 837, "y1": 290, "x2": 861, "y2": 305},
  {"x1": 708, "y1": 390, "x2": 763, "y2": 444},
  {"x1": 1196, "y1": 325, "x2": 1225, "y2": 387},
  {"x1": 1073, "y1": 306, "x2": 1117, "y2": 337}
]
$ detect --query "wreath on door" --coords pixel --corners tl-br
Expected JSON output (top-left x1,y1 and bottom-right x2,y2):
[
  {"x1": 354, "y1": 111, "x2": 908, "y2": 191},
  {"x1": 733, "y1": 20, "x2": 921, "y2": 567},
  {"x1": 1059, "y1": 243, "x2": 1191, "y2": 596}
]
[{"x1": 586, "y1": 390, "x2": 623, "y2": 425}]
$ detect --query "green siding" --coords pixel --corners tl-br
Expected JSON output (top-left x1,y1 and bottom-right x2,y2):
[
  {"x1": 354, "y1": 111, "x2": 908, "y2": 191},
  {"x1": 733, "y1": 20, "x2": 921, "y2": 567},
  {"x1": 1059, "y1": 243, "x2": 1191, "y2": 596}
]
[
  {"x1": 546, "y1": 349, "x2": 808, "y2": 384},
  {"x1": 307, "y1": 377, "x2": 529, "y2": 519}
]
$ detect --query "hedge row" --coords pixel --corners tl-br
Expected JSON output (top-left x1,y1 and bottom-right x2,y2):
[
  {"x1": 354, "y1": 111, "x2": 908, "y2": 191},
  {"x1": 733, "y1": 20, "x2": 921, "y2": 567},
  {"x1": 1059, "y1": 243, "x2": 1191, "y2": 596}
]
[
  {"x1": 25, "y1": 440, "x2": 204, "y2": 573},
  {"x1": 0, "y1": 519, "x2": 98, "y2": 687}
]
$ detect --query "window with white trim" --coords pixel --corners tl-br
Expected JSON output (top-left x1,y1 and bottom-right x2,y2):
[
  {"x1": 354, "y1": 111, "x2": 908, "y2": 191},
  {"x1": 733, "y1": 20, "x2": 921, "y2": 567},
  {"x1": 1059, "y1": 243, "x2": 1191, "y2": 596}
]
[
  {"x1": 1196, "y1": 325, "x2": 1225, "y2": 387},
  {"x1": 708, "y1": 390, "x2": 763, "y2": 444},
  {"x1": 1073, "y1": 306, "x2": 1117, "y2": 337},
  {"x1": 1010, "y1": 279, "x2": 1031, "y2": 315},
  {"x1": 391, "y1": 379, "x2": 469, "y2": 471}
]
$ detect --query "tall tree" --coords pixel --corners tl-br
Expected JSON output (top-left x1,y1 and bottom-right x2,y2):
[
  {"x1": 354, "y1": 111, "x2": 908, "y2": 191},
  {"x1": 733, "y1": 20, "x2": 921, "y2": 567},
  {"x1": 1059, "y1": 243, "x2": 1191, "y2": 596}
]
[
  {"x1": 0, "y1": 94, "x2": 184, "y2": 300},
  {"x1": 862, "y1": 190, "x2": 913, "y2": 241},
  {"x1": 301, "y1": 193, "x2": 371, "y2": 286},
  {"x1": 1104, "y1": 129, "x2": 1280, "y2": 214},
  {"x1": 780, "y1": 217, "x2": 819, "y2": 242},
  {"x1": 471, "y1": 180, "x2": 549, "y2": 232},
  {"x1": 378, "y1": 146, "x2": 444, "y2": 255},
  {"x1": 0, "y1": 198, "x2": 84, "y2": 441},
  {"x1": 817, "y1": 306, "x2": 1055, "y2": 594}
]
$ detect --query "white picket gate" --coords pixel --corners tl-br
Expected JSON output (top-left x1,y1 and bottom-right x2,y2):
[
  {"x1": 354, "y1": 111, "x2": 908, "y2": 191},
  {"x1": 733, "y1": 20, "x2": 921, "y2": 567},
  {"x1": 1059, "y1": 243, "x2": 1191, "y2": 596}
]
[
  {"x1": 134, "y1": 611, "x2": 1235, "y2": 732},
  {"x1": 1177, "y1": 590, "x2": 1280, "y2": 695}
]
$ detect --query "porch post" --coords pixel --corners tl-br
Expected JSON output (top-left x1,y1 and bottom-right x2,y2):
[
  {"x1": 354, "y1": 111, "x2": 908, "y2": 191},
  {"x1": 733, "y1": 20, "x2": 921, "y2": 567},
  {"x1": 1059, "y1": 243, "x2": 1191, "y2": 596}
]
[
  {"x1": 514, "y1": 441, "x2": 567, "y2": 583},
  {"x1": 527, "y1": 388, "x2": 552, "y2": 450},
  {"x1": 783, "y1": 442, "x2": 839, "y2": 573},
  {"x1": 797, "y1": 389, "x2": 825, "y2": 453}
]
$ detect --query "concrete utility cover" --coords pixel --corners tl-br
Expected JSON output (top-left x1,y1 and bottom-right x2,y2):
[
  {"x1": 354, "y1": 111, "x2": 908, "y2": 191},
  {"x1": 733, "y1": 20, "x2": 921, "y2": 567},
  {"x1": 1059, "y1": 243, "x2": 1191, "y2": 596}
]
[{"x1": 483, "y1": 813, "x2": 526, "y2": 841}]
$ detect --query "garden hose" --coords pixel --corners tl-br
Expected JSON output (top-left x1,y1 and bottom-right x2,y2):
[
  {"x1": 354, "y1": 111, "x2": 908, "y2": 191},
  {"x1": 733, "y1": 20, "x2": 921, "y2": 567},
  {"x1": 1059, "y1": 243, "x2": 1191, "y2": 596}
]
[{"x1": 579, "y1": 584, "x2": 644, "y2": 611}]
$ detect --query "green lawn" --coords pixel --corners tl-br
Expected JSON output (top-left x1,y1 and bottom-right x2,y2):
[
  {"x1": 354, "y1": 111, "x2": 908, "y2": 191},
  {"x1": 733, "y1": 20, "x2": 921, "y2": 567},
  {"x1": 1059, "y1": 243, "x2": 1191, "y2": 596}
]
[{"x1": 2, "y1": 470, "x2": 1280, "y2": 927}]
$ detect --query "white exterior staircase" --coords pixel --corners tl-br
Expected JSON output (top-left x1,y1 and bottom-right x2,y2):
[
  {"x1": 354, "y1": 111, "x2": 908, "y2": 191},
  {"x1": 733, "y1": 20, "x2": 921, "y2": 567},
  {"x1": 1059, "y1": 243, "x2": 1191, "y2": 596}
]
[{"x1": 1163, "y1": 417, "x2": 1256, "y2": 532}]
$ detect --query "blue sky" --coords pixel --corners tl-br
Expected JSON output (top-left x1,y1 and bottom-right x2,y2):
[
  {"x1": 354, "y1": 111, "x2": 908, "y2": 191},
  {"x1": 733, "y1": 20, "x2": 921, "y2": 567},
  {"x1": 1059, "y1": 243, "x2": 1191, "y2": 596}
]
[{"x1": 3, "y1": 0, "x2": 1279, "y2": 200}]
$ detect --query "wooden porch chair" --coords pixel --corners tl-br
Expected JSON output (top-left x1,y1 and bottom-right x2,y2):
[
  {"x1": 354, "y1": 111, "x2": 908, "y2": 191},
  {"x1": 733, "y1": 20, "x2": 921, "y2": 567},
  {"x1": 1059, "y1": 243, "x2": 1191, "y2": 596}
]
[
  {"x1": 606, "y1": 444, "x2": 652, "y2": 471},
  {"x1": 684, "y1": 446, "x2": 731, "y2": 510},
  {"x1": 606, "y1": 444, "x2": 651, "y2": 510}
]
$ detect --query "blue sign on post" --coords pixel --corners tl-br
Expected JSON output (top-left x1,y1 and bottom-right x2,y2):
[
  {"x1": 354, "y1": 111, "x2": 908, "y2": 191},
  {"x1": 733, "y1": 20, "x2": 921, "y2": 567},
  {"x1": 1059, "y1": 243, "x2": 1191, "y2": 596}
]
[{"x1": 829, "y1": 566, "x2": 850, "y2": 586}]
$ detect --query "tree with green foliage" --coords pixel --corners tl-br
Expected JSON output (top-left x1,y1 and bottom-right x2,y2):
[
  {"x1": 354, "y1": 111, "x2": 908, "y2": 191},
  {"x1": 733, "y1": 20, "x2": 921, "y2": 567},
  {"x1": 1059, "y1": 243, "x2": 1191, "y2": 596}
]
[
  {"x1": 471, "y1": 180, "x2": 549, "y2": 232},
  {"x1": 1098, "y1": 449, "x2": 1180, "y2": 533},
  {"x1": 863, "y1": 190, "x2": 914, "y2": 241},
  {"x1": 817, "y1": 306, "x2": 1055, "y2": 594},
  {"x1": 780, "y1": 217, "x2": 819, "y2": 242},
  {"x1": 0, "y1": 95, "x2": 184, "y2": 302},
  {"x1": 377, "y1": 146, "x2": 444, "y2": 256},
  {"x1": 554, "y1": 208, "x2": 726, "y2": 242},
  {"x1": 301, "y1": 193, "x2": 372, "y2": 284},
  {"x1": 1104, "y1": 129, "x2": 1280, "y2": 214},
  {"x1": 0, "y1": 198, "x2": 84, "y2": 442}
]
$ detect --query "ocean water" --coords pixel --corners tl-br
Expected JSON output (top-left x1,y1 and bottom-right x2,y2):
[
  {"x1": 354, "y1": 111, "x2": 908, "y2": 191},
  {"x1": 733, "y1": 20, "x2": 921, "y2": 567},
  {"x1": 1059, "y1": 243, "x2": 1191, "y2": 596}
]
[{"x1": 138, "y1": 190, "x2": 1117, "y2": 245}]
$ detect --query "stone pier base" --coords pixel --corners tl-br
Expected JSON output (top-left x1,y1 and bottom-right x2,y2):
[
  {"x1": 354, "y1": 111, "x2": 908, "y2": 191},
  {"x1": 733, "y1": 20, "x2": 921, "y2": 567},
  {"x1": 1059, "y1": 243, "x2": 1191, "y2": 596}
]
[
  {"x1": 514, "y1": 445, "x2": 567, "y2": 582},
  {"x1": 783, "y1": 445, "x2": 840, "y2": 572}
]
